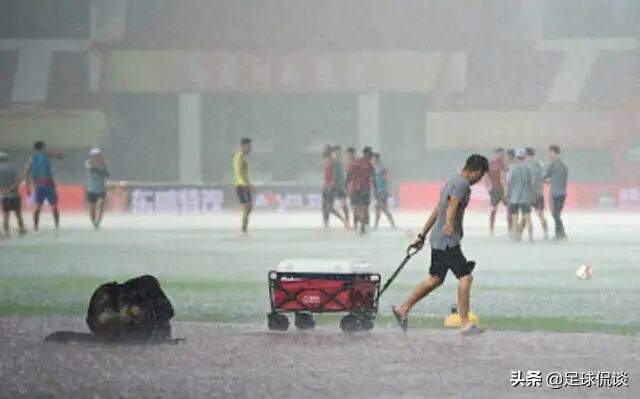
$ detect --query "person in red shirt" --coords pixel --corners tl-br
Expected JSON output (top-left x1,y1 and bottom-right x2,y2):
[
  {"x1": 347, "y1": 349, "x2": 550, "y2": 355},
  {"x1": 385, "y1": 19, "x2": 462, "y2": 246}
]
[
  {"x1": 484, "y1": 148, "x2": 508, "y2": 235},
  {"x1": 344, "y1": 146, "x2": 358, "y2": 229},
  {"x1": 322, "y1": 145, "x2": 344, "y2": 228},
  {"x1": 346, "y1": 146, "x2": 375, "y2": 235}
]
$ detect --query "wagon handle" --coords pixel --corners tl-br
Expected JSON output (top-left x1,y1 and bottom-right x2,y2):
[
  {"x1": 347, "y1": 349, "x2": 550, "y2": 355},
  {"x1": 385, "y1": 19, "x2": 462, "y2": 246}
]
[{"x1": 378, "y1": 244, "x2": 418, "y2": 299}]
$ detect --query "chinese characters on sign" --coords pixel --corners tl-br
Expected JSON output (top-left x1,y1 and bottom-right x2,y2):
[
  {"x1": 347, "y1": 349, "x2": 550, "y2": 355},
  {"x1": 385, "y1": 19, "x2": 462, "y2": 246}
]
[{"x1": 510, "y1": 371, "x2": 628, "y2": 389}]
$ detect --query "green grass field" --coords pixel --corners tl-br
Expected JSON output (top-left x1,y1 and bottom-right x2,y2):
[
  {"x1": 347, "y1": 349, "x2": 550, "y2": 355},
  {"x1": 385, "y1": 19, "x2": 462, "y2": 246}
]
[{"x1": 1, "y1": 212, "x2": 639, "y2": 335}]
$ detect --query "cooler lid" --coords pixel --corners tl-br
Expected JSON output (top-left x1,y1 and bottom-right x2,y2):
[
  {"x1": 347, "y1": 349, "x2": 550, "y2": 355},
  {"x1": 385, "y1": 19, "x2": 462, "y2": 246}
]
[{"x1": 276, "y1": 259, "x2": 372, "y2": 274}]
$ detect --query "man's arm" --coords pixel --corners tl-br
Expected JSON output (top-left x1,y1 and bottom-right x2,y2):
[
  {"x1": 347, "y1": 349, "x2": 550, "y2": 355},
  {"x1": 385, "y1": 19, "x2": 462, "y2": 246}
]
[
  {"x1": 413, "y1": 206, "x2": 439, "y2": 250},
  {"x1": 500, "y1": 170, "x2": 507, "y2": 193},
  {"x1": 529, "y1": 170, "x2": 536, "y2": 204},
  {"x1": 443, "y1": 194, "x2": 460, "y2": 236},
  {"x1": 543, "y1": 162, "x2": 552, "y2": 182}
]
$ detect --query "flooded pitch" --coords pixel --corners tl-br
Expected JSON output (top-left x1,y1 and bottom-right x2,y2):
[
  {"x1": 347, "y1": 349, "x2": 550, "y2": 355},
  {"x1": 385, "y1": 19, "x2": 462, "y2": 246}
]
[{"x1": 0, "y1": 316, "x2": 637, "y2": 398}]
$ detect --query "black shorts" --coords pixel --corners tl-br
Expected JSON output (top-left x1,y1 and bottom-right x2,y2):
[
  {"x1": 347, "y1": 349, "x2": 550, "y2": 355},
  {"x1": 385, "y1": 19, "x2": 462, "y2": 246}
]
[
  {"x1": 236, "y1": 186, "x2": 252, "y2": 205},
  {"x1": 533, "y1": 196, "x2": 544, "y2": 211},
  {"x1": 429, "y1": 246, "x2": 475, "y2": 283},
  {"x1": 322, "y1": 189, "x2": 334, "y2": 204},
  {"x1": 350, "y1": 190, "x2": 371, "y2": 206},
  {"x1": 490, "y1": 190, "x2": 506, "y2": 208},
  {"x1": 1, "y1": 197, "x2": 21, "y2": 213},
  {"x1": 332, "y1": 187, "x2": 347, "y2": 199},
  {"x1": 509, "y1": 203, "x2": 532, "y2": 214},
  {"x1": 375, "y1": 191, "x2": 389, "y2": 205},
  {"x1": 86, "y1": 191, "x2": 106, "y2": 203}
]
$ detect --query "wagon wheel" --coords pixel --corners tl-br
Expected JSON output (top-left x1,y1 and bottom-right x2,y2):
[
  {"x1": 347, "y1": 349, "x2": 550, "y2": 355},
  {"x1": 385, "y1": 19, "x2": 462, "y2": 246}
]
[
  {"x1": 267, "y1": 313, "x2": 289, "y2": 331},
  {"x1": 359, "y1": 316, "x2": 374, "y2": 331},
  {"x1": 340, "y1": 314, "x2": 360, "y2": 333},
  {"x1": 294, "y1": 312, "x2": 316, "y2": 330}
]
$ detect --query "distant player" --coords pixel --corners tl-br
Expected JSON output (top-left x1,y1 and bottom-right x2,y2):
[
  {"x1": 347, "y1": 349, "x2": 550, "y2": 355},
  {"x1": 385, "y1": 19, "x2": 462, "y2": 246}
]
[
  {"x1": 392, "y1": 154, "x2": 489, "y2": 334},
  {"x1": 507, "y1": 148, "x2": 535, "y2": 242},
  {"x1": 331, "y1": 145, "x2": 350, "y2": 228},
  {"x1": 233, "y1": 138, "x2": 253, "y2": 235},
  {"x1": 344, "y1": 146, "x2": 358, "y2": 229},
  {"x1": 371, "y1": 153, "x2": 396, "y2": 229},
  {"x1": 346, "y1": 147, "x2": 375, "y2": 235},
  {"x1": 484, "y1": 148, "x2": 507, "y2": 235},
  {"x1": 321, "y1": 145, "x2": 344, "y2": 228},
  {"x1": 85, "y1": 148, "x2": 109, "y2": 230},
  {"x1": 525, "y1": 147, "x2": 549, "y2": 239},
  {"x1": 544, "y1": 145, "x2": 569, "y2": 240},
  {"x1": 24, "y1": 141, "x2": 62, "y2": 232},
  {"x1": 0, "y1": 151, "x2": 26, "y2": 236},
  {"x1": 505, "y1": 148, "x2": 516, "y2": 230}
]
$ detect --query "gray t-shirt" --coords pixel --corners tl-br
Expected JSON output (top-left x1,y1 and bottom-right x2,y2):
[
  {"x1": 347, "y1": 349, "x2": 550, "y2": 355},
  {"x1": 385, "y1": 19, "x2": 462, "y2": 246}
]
[
  {"x1": 0, "y1": 163, "x2": 19, "y2": 199},
  {"x1": 508, "y1": 161, "x2": 533, "y2": 205},
  {"x1": 85, "y1": 160, "x2": 109, "y2": 193},
  {"x1": 544, "y1": 158, "x2": 568, "y2": 197},
  {"x1": 430, "y1": 174, "x2": 471, "y2": 250},
  {"x1": 526, "y1": 159, "x2": 545, "y2": 197}
]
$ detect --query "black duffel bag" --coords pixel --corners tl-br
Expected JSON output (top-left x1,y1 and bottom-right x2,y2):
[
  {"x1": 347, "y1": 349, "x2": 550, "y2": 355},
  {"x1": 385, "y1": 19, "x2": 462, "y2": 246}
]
[{"x1": 86, "y1": 275, "x2": 175, "y2": 342}]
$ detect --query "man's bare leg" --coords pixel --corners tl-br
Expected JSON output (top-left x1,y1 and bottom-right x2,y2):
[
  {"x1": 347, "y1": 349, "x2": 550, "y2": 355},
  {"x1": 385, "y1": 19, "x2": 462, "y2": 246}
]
[
  {"x1": 95, "y1": 199, "x2": 105, "y2": 229},
  {"x1": 341, "y1": 202, "x2": 350, "y2": 229},
  {"x1": 15, "y1": 210, "x2": 26, "y2": 234},
  {"x1": 322, "y1": 201, "x2": 330, "y2": 228},
  {"x1": 458, "y1": 274, "x2": 475, "y2": 332},
  {"x1": 382, "y1": 205, "x2": 396, "y2": 229},
  {"x1": 2, "y1": 211, "x2": 9, "y2": 236},
  {"x1": 536, "y1": 209, "x2": 549, "y2": 239},
  {"x1": 52, "y1": 205, "x2": 60, "y2": 230},
  {"x1": 510, "y1": 213, "x2": 519, "y2": 238},
  {"x1": 89, "y1": 202, "x2": 97, "y2": 227},
  {"x1": 394, "y1": 275, "x2": 442, "y2": 318},
  {"x1": 241, "y1": 204, "x2": 252, "y2": 234},
  {"x1": 489, "y1": 207, "x2": 497, "y2": 235},
  {"x1": 374, "y1": 204, "x2": 381, "y2": 229},
  {"x1": 33, "y1": 205, "x2": 42, "y2": 231},
  {"x1": 524, "y1": 213, "x2": 533, "y2": 242}
]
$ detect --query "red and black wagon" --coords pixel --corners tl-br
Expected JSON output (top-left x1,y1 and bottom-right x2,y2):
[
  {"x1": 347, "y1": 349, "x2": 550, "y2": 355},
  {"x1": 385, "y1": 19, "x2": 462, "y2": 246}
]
[{"x1": 267, "y1": 259, "x2": 381, "y2": 332}]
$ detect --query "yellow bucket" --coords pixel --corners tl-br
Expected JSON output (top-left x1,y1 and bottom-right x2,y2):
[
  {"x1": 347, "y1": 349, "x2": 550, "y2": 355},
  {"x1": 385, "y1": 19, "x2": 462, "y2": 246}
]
[{"x1": 444, "y1": 311, "x2": 479, "y2": 328}]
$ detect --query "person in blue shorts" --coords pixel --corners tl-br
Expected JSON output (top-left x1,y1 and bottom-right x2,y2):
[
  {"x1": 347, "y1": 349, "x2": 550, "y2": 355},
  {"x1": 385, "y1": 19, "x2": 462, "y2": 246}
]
[
  {"x1": 24, "y1": 141, "x2": 62, "y2": 232},
  {"x1": 372, "y1": 153, "x2": 396, "y2": 229}
]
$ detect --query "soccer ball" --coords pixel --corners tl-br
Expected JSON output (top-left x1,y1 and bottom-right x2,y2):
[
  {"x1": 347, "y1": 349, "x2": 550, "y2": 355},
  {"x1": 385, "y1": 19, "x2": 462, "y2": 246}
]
[{"x1": 575, "y1": 264, "x2": 593, "y2": 280}]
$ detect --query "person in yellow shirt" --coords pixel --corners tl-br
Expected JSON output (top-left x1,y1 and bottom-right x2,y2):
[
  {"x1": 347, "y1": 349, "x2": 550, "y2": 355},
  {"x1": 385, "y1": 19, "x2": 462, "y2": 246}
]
[{"x1": 233, "y1": 138, "x2": 253, "y2": 235}]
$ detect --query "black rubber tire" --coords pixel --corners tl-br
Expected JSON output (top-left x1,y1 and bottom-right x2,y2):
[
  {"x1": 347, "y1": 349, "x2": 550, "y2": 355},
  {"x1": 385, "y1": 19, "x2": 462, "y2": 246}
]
[
  {"x1": 340, "y1": 314, "x2": 360, "y2": 333},
  {"x1": 359, "y1": 317, "x2": 374, "y2": 331},
  {"x1": 267, "y1": 313, "x2": 289, "y2": 331},
  {"x1": 294, "y1": 313, "x2": 316, "y2": 330}
]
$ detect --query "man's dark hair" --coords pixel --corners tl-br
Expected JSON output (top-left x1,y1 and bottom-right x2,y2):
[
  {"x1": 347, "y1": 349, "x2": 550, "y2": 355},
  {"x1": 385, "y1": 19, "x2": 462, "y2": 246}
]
[
  {"x1": 494, "y1": 147, "x2": 505, "y2": 154},
  {"x1": 506, "y1": 148, "x2": 515, "y2": 159},
  {"x1": 549, "y1": 145, "x2": 561, "y2": 154},
  {"x1": 241, "y1": 138, "x2": 251, "y2": 145},
  {"x1": 346, "y1": 146, "x2": 355, "y2": 154},
  {"x1": 332, "y1": 145, "x2": 341, "y2": 151},
  {"x1": 362, "y1": 146, "x2": 373, "y2": 159},
  {"x1": 34, "y1": 141, "x2": 45, "y2": 150},
  {"x1": 372, "y1": 152, "x2": 381, "y2": 160},
  {"x1": 526, "y1": 147, "x2": 535, "y2": 156},
  {"x1": 464, "y1": 154, "x2": 489, "y2": 173}
]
